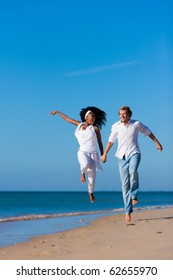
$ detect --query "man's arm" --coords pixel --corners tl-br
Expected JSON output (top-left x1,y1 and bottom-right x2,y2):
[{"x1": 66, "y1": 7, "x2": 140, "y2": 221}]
[{"x1": 148, "y1": 132, "x2": 163, "y2": 151}]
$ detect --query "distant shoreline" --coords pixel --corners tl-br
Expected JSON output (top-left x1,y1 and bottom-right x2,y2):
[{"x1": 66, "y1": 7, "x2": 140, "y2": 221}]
[{"x1": 0, "y1": 190, "x2": 173, "y2": 192}]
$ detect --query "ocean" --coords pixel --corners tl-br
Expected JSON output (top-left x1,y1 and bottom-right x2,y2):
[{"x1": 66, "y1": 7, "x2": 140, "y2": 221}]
[{"x1": 0, "y1": 191, "x2": 173, "y2": 248}]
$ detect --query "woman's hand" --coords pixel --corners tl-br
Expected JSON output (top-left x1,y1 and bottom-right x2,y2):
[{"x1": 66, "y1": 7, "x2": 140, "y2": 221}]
[
  {"x1": 100, "y1": 154, "x2": 107, "y2": 163},
  {"x1": 50, "y1": 110, "x2": 57, "y2": 116}
]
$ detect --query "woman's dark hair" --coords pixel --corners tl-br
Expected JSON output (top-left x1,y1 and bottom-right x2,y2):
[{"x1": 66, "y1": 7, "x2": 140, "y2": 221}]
[{"x1": 79, "y1": 106, "x2": 106, "y2": 129}]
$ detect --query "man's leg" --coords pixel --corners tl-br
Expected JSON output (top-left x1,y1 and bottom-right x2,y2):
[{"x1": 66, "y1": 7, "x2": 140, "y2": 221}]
[
  {"x1": 129, "y1": 153, "x2": 141, "y2": 204},
  {"x1": 119, "y1": 157, "x2": 132, "y2": 221}
]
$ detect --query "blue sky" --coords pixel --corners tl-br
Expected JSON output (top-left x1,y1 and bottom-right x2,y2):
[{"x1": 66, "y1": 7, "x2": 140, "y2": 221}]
[{"x1": 0, "y1": 0, "x2": 172, "y2": 191}]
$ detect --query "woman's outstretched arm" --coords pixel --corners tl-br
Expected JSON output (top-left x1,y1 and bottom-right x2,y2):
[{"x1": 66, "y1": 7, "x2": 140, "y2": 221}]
[{"x1": 50, "y1": 110, "x2": 80, "y2": 126}]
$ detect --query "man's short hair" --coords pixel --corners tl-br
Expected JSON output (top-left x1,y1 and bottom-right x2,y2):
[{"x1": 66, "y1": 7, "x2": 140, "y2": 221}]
[{"x1": 118, "y1": 106, "x2": 132, "y2": 118}]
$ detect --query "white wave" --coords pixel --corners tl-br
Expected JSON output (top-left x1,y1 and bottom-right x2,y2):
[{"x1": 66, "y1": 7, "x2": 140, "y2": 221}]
[{"x1": 0, "y1": 205, "x2": 172, "y2": 223}]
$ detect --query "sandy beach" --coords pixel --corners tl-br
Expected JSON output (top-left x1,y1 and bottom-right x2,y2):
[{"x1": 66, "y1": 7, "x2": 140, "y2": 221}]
[{"x1": 0, "y1": 208, "x2": 172, "y2": 260}]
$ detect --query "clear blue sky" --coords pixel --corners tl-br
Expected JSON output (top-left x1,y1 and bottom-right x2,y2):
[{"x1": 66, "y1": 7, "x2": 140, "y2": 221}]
[{"x1": 0, "y1": 0, "x2": 172, "y2": 191}]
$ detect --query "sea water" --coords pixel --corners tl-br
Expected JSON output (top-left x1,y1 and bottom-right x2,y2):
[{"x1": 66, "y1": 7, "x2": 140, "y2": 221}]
[{"x1": 0, "y1": 191, "x2": 172, "y2": 248}]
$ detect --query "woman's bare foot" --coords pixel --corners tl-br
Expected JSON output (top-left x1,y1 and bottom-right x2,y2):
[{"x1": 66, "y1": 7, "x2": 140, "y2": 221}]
[
  {"x1": 80, "y1": 173, "x2": 86, "y2": 183},
  {"x1": 132, "y1": 198, "x2": 138, "y2": 205},
  {"x1": 88, "y1": 192, "x2": 95, "y2": 203},
  {"x1": 125, "y1": 213, "x2": 131, "y2": 223}
]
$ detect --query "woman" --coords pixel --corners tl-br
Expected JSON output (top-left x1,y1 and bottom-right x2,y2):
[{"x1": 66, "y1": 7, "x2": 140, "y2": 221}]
[{"x1": 50, "y1": 106, "x2": 106, "y2": 203}]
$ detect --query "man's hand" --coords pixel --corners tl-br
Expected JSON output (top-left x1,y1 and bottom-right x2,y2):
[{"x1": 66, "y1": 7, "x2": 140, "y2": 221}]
[{"x1": 156, "y1": 142, "x2": 163, "y2": 152}]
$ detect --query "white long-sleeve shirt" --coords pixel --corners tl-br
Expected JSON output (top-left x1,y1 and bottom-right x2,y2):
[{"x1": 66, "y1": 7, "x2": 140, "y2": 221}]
[{"x1": 108, "y1": 120, "x2": 151, "y2": 159}]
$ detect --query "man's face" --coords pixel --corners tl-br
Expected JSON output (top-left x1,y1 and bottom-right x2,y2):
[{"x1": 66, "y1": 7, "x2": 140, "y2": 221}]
[{"x1": 119, "y1": 110, "x2": 130, "y2": 124}]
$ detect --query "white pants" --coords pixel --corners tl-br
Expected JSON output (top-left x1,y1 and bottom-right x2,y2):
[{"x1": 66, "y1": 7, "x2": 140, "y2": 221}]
[{"x1": 77, "y1": 150, "x2": 98, "y2": 193}]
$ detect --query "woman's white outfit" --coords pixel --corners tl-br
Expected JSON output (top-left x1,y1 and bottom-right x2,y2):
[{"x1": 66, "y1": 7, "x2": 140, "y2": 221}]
[{"x1": 74, "y1": 123, "x2": 102, "y2": 193}]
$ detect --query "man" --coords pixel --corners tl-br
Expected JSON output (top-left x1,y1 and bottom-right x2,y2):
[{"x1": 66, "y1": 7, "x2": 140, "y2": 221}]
[{"x1": 101, "y1": 106, "x2": 163, "y2": 223}]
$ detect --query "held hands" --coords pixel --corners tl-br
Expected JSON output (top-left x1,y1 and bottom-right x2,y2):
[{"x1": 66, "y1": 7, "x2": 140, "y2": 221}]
[{"x1": 100, "y1": 154, "x2": 107, "y2": 163}]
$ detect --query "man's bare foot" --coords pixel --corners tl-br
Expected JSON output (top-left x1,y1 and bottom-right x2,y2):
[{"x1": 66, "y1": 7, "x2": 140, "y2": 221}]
[
  {"x1": 80, "y1": 173, "x2": 86, "y2": 183},
  {"x1": 132, "y1": 198, "x2": 138, "y2": 205},
  {"x1": 88, "y1": 192, "x2": 95, "y2": 203},
  {"x1": 125, "y1": 214, "x2": 131, "y2": 223}
]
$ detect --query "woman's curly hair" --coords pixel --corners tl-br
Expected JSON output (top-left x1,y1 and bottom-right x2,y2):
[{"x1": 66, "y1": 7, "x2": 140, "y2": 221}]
[{"x1": 79, "y1": 106, "x2": 107, "y2": 130}]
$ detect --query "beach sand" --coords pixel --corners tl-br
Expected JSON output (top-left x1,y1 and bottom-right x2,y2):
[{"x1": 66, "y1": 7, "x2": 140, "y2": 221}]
[{"x1": 0, "y1": 208, "x2": 172, "y2": 260}]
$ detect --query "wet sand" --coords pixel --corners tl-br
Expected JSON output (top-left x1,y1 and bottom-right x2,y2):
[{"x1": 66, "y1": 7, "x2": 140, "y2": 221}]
[{"x1": 0, "y1": 208, "x2": 172, "y2": 260}]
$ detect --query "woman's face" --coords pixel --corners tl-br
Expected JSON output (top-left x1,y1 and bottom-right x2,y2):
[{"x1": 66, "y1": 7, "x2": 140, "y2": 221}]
[{"x1": 86, "y1": 112, "x2": 96, "y2": 125}]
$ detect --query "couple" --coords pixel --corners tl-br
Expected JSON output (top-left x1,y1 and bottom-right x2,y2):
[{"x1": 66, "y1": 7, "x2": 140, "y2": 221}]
[{"x1": 50, "y1": 106, "x2": 162, "y2": 223}]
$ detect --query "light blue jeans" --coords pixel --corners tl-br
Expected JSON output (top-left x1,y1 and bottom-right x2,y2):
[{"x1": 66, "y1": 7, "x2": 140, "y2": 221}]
[{"x1": 118, "y1": 153, "x2": 141, "y2": 214}]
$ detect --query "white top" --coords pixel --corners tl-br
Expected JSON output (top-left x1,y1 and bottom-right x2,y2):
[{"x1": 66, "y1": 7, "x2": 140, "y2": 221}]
[
  {"x1": 74, "y1": 123, "x2": 97, "y2": 153},
  {"x1": 108, "y1": 120, "x2": 151, "y2": 159}
]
